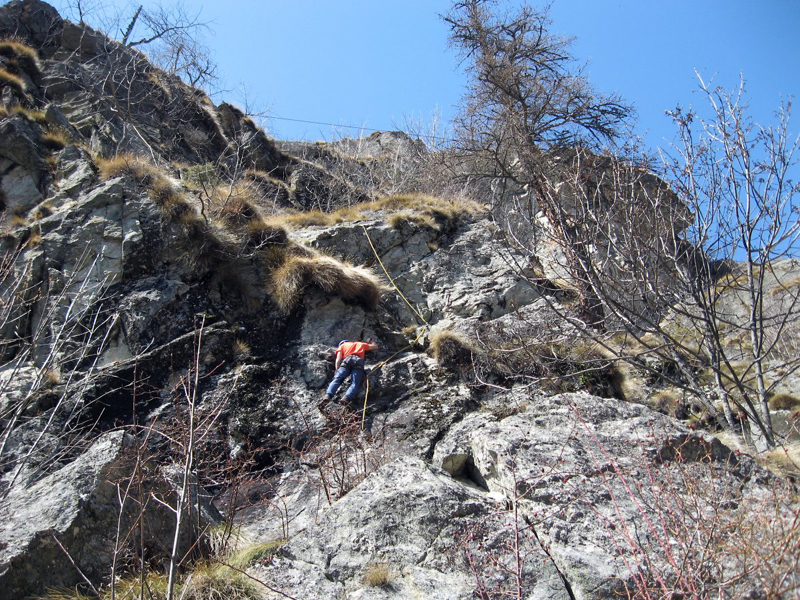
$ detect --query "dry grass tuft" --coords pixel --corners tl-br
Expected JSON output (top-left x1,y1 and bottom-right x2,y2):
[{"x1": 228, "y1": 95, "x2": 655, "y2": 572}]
[
  {"x1": 364, "y1": 562, "x2": 391, "y2": 587},
  {"x1": 388, "y1": 211, "x2": 438, "y2": 231},
  {"x1": 5, "y1": 105, "x2": 46, "y2": 123},
  {"x1": 430, "y1": 328, "x2": 479, "y2": 371},
  {"x1": 97, "y1": 153, "x2": 162, "y2": 182},
  {"x1": 0, "y1": 39, "x2": 40, "y2": 79},
  {"x1": 31, "y1": 202, "x2": 53, "y2": 220},
  {"x1": 759, "y1": 443, "x2": 800, "y2": 478},
  {"x1": 178, "y1": 563, "x2": 260, "y2": 600},
  {"x1": 271, "y1": 192, "x2": 482, "y2": 232},
  {"x1": 219, "y1": 198, "x2": 259, "y2": 225},
  {"x1": 769, "y1": 392, "x2": 800, "y2": 411},
  {"x1": 233, "y1": 339, "x2": 251, "y2": 359},
  {"x1": 226, "y1": 540, "x2": 286, "y2": 569},
  {"x1": 651, "y1": 390, "x2": 682, "y2": 417},
  {"x1": 245, "y1": 219, "x2": 288, "y2": 249},
  {"x1": 269, "y1": 251, "x2": 384, "y2": 313},
  {"x1": 39, "y1": 127, "x2": 71, "y2": 151},
  {"x1": 0, "y1": 67, "x2": 26, "y2": 95}
]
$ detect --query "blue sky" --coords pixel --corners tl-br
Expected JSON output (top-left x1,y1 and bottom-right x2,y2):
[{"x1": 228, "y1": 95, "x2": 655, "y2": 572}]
[{"x1": 48, "y1": 0, "x2": 800, "y2": 153}]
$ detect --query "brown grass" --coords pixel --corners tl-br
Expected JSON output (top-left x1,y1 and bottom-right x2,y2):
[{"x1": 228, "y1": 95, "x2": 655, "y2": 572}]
[
  {"x1": 5, "y1": 105, "x2": 46, "y2": 123},
  {"x1": 219, "y1": 198, "x2": 259, "y2": 225},
  {"x1": 39, "y1": 128, "x2": 71, "y2": 151},
  {"x1": 0, "y1": 67, "x2": 26, "y2": 95},
  {"x1": 388, "y1": 211, "x2": 438, "y2": 231},
  {"x1": 270, "y1": 193, "x2": 482, "y2": 231},
  {"x1": 0, "y1": 40, "x2": 40, "y2": 79},
  {"x1": 364, "y1": 562, "x2": 391, "y2": 587},
  {"x1": 244, "y1": 219, "x2": 288, "y2": 249},
  {"x1": 430, "y1": 328, "x2": 479, "y2": 370},
  {"x1": 651, "y1": 390, "x2": 682, "y2": 417},
  {"x1": 97, "y1": 153, "x2": 162, "y2": 182},
  {"x1": 769, "y1": 392, "x2": 800, "y2": 411},
  {"x1": 269, "y1": 251, "x2": 384, "y2": 313},
  {"x1": 31, "y1": 202, "x2": 53, "y2": 220}
]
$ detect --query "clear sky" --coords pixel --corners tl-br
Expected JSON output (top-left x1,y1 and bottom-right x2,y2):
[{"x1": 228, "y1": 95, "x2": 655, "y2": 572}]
[{"x1": 46, "y1": 0, "x2": 800, "y2": 153}]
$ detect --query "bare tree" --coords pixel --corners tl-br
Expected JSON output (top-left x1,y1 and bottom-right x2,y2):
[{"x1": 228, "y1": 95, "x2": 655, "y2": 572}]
[
  {"x1": 121, "y1": 3, "x2": 217, "y2": 89},
  {"x1": 444, "y1": 0, "x2": 632, "y2": 325},
  {"x1": 445, "y1": 1, "x2": 799, "y2": 447},
  {"x1": 54, "y1": 0, "x2": 217, "y2": 90}
]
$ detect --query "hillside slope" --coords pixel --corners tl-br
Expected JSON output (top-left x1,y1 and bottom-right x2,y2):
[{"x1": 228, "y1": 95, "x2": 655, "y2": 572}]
[{"x1": 0, "y1": 2, "x2": 797, "y2": 599}]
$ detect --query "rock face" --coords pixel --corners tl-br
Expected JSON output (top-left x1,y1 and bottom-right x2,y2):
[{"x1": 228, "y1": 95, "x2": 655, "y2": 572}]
[
  {"x1": 0, "y1": 431, "x2": 220, "y2": 599},
  {"x1": 0, "y1": 2, "x2": 797, "y2": 598}
]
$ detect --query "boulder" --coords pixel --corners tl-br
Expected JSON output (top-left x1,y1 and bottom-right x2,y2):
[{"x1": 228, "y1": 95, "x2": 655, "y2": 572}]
[
  {"x1": 252, "y1": 456, "x2": 572, "y2": 600},
  {"x1": 433, "y1": 392, "x2": 776, "y2": 597},
  {"x1": 0, "y1": 430, "x2": 217, "y2": 598}
]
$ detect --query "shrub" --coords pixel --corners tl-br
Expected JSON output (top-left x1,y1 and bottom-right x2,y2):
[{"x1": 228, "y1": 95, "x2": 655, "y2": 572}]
[
  {"x1": 430, "y1": 328, "x2": 479, "y2": 371},
  {"x1": 769, "y1": 392, "x2": 800, "y2": 411},
  {"x1": 364, "y1": 562, "x2": 391, "y2": 587},
  {"x1": 269, "y1": 251, "x2": 384, "y2": 313}
]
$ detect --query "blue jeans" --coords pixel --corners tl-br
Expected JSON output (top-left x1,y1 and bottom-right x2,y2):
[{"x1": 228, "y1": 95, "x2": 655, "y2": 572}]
[{"x1": 326, "y1": 355, "x2": 365, "y2": 401}]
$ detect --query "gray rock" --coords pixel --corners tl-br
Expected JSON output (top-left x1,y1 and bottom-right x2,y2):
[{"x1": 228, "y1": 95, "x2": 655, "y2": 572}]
[
  {"x1": 0, "y1": 430, "x2": 216, "y2": 599},
  {"x1": 433, "y1": 392, "x2": 776, "y2": 598},
  {"x1": 252, "y1": 456, "x2": 571, "y2": 600}
]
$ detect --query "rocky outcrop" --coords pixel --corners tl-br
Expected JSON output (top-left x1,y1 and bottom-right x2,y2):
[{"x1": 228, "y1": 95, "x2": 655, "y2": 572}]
[
  {"x1": 0, "y1": 2, "x2": 797, "y2": 598},
  {"x1": 0, "y1": 430, "x2": 220, "y2": 599}
]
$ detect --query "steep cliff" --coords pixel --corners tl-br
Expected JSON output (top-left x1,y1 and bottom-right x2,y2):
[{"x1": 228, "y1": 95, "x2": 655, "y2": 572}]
[{"x1": 0, "y1": 2, "x2": 797, "y2": 599}]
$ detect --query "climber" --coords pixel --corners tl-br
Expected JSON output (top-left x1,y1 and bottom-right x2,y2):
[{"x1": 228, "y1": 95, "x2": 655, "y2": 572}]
[{"x1": 320, "y1": 338, "x2": 379, "y2": 408}]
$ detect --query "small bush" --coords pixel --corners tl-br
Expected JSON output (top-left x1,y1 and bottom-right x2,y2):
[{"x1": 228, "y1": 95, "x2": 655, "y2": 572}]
[
  {"x1": 430, "y1": 329, "x2": 479, "y2": 371},
  {"x1": 269, "y1": 251, "x2": 384, "y2": 313},
  {"x1": 0, "y1": 67, "x2": 26, "y2": 95},
  {"x1": 364, "y1": 562, "x2": 391, "y2": 587},
  {"x1": 769, "y1": 392, "x2": 800, "y2": 411}
]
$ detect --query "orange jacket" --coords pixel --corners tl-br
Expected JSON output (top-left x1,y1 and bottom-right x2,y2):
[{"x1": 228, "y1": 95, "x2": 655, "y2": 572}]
[{"x1": 336, "y1": 341, "x2": 372, "y2": 361}]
